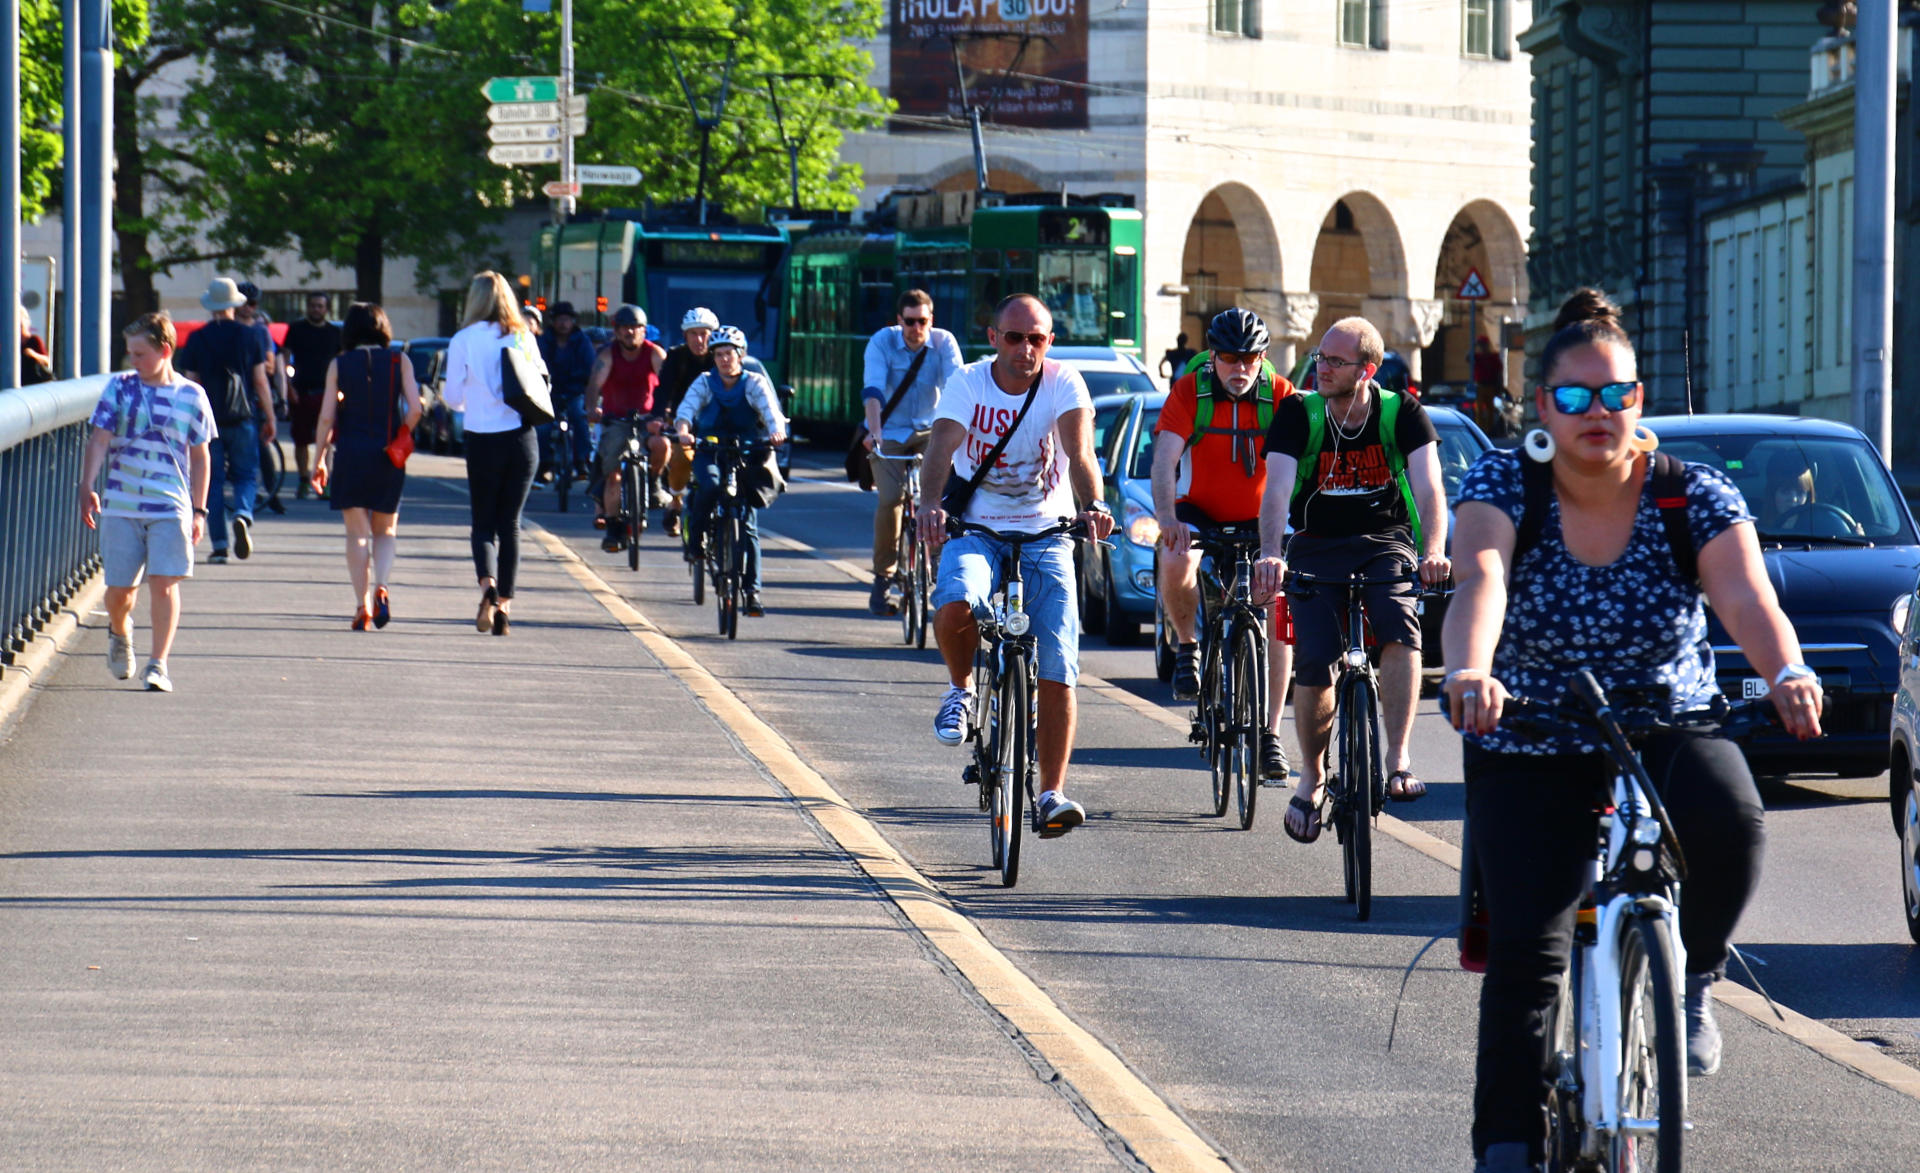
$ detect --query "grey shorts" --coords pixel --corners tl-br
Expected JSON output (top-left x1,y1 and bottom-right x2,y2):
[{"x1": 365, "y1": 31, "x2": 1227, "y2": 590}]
[{"x1": 101, "y1": 513, "x2": 194, "y2": 586}]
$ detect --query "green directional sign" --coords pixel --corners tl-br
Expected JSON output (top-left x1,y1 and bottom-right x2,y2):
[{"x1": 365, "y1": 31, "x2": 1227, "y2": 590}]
[{"x1": 482, "y1": 76, "x2": 560, "y2": 104}]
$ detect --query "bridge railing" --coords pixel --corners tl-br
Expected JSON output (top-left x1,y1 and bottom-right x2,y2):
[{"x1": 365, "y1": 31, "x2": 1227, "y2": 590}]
[{"x1": 1, "y1": 376, "x2": 113, "y2": 675}]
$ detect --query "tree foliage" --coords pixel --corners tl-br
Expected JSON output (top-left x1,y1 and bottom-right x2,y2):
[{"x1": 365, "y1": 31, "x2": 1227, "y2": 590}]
[{"x1": 17, "y1": 0, "x2": 149, "y2": 222}]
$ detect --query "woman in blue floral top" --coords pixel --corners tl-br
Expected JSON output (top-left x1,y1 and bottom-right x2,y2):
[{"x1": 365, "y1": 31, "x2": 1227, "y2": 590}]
[{"x1": 1441, "y1": 289, "x2": 1824, "y2": 1173}]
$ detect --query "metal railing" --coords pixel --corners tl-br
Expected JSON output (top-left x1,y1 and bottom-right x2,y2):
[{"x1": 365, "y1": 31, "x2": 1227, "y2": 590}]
[{"x1": 1, "y1": 375, "x2": 112, "y2": 675}]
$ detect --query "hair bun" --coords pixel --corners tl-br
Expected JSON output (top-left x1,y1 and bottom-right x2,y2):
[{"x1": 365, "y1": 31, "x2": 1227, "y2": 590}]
[{"x1": 1553, "y1": 287, "x2": 1621, "y2": 333}]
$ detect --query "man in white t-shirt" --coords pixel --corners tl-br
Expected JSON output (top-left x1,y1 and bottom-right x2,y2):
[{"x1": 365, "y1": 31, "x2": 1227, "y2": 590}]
[{"x1": 917, "y1": 293, "x2": 1116, "y2": 838}]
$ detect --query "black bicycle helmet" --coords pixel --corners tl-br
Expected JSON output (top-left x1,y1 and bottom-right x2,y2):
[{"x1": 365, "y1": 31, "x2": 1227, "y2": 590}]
[
  {"x1": 1206, "y1": 308, "x2": 1269, "y2": 355},
  {"x1": 236, "y1": 280, "x2": 261, "y2": 304}
]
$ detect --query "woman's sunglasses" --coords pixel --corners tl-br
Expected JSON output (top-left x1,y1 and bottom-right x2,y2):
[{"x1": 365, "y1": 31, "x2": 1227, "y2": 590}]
[{"x1": 1541, "y1": 381, "x2": 1641, "y2": 414}]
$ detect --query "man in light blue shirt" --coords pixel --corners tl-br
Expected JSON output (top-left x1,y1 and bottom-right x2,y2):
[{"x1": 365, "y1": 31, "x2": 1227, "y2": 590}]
[{"x1": 861, "y1": 288, "x2": 965, "y2": 615}]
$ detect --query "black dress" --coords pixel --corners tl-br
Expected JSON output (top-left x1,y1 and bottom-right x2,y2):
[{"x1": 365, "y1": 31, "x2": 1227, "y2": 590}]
[{"x1": 329, "y1": 347, "x2": 407, "y2": 514}]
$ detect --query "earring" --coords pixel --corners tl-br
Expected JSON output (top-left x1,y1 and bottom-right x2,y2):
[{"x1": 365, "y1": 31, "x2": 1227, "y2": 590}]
[
  {"x1": 1631, "y1": 425, "x2": 1660, "y2": 453},
  {"x1": 1522, "y1": 428, "x2": 1556, "y2": 463}
]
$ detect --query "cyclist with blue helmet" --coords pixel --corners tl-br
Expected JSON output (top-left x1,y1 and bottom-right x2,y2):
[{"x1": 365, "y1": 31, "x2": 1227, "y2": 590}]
[{"x1": 673, "y1": 326, "x2": 788, "y2": 617}]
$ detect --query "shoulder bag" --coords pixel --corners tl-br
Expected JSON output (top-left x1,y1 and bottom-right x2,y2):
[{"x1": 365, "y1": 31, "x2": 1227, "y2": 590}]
[
  {"x1": 846, "y1": 344, "x2": 932, "y2": 491},
  {"x1": 500, "y1": 330, "x2": 555, "y2": 425},
  {"x1": 939, "y1": 368, "x2": 1043, "y2": 519}
]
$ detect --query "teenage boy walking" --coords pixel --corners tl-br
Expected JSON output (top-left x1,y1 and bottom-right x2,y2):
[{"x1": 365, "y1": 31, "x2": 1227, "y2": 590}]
[{"x1": 78, "y1": 313, "x2": 215, "y2": 693}]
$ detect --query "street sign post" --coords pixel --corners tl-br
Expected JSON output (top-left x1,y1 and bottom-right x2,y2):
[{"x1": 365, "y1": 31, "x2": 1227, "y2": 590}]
[
  {"x1": 487, "y1": 143, "x2": 562, "y2": 166},
  {"x1": 576, "y1": 164, "x2": 642, "y2": 186},
  {"x1": 482, "y1": 76, "x2": 560, "y2": 104},
  {"x1": 487, "y1": 119, "x2": 587, "y2": 144},
  {"x1": 542, "y1": 180, "x2": 581, "y2": 198},
  {"x1": 486, "y1": 95, "x2": 587, "y2": 124}
]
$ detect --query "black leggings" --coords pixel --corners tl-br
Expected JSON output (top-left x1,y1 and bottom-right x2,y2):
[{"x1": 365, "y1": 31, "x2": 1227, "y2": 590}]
[
  {"x1": 1464, "y1": 735, "x2": 1765, "y2": 1161},
  {"x1": 464, "y1": 427, "x2": 537, "y2": 599}
]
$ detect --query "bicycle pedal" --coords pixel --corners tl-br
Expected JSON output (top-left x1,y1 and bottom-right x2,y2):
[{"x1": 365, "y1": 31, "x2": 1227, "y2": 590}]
[
  {"x1": 1189, "y1": 722, "x2": 1206, "y2": 744},
  {"x1": 962, "y1": 764, "x2": 979, "y2": 786}
]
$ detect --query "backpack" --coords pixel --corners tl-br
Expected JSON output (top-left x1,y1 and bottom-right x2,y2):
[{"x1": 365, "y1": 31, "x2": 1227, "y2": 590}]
[
  {"x1": 193, "y1": 321, "x2": 255, "y2": 426},
  {"x1": 1512, "y1": 450, "x2": 1698, "y2": 584},
  {"x1": 1291, "y1": 388, "x2": 1423, "y2": 547},
  {"x1": 1181, "y1": 353, "x2": 1284, "y2": 476}
]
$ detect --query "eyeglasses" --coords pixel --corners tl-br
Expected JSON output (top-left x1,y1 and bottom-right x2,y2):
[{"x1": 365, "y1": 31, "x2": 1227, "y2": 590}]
[
  {"x1": 1312, "y1": 352, "x2": 1366, "y2": 372},
  {"x1": 899, "y1": 315, "x2": 930, "y2": 326},
  {"x1": 1543, "y1": 381, "x2": 1641, "y2": 414},
  {"x1": 1213, "y1": 351, "x2": 1261, "y2": 366},
  {"x1": 997, "y1": 330, "x2": 1051, "y2": 348}
]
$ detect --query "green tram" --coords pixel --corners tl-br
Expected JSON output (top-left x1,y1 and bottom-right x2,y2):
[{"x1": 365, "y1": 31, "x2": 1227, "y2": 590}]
[
  {"x1": 785, "y1": 205, "x2": 1145, "y2": 437},
  {"x1": 531, "y1": 215, "x2": 790, "y2": 381}
]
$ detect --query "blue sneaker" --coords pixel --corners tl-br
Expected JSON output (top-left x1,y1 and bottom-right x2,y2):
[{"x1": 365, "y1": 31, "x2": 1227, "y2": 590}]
[
  {"x1": 1036, "y1": 790, "x2": 1085, "y2": 838},
  {"x1": 933, "y1": 686, "x2": 971, "y2": 746}
]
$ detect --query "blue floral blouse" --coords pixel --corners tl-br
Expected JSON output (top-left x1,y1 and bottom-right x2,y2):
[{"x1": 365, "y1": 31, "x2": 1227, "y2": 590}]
[{"x1": 1458, "y1": 450, "x2": 1754, "y2": 754}]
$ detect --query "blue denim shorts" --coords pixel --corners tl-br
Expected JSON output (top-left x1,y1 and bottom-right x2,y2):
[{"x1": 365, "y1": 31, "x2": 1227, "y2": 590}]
[{"x1": 933, "y1": 532, "x2": 1080, "y2": 686}]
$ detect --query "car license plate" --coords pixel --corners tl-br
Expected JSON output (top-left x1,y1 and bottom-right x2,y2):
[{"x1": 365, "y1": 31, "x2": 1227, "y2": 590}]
[{"x1": 1742, "y1": 676, "x2": 1770, "y2": 700}]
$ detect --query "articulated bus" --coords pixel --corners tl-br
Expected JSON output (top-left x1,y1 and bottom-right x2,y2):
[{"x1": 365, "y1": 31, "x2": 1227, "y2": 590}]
[
  {"x1": 531, "y1": 215, "x2": 789, "y2": 381},
  {"x1": 785, "y1": 204, "x2": 1145, "y2": 437}
]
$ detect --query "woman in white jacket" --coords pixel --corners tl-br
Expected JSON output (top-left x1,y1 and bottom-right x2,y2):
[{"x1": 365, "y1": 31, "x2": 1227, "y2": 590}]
[{"x1": 441, "y1": 272, "x2": 547, "y2": 635}]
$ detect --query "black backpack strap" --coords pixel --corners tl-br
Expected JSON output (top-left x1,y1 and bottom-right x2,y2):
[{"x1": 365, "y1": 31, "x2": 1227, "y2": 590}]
[
  {"x1": 1649, "y1": 451, "x2": 1698, "y2": 585},
  {"x1": 1513, "y1": 455, "x2": 1552, "y2": 568}
]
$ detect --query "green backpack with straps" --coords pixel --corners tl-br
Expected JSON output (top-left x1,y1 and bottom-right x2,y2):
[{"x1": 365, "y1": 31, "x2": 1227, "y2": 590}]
[
  {"x1": 1290, "y1": 389, "x2": 1424, "y2": 547},
  {"x1": 1179, "y1": 352, "x2": 1283, "y2": 475}
]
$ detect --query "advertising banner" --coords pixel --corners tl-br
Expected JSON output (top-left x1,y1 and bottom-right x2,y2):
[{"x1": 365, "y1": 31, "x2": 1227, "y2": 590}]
[{"x1": 890, "y1": 0, "x2": 1088, "y2": 130}]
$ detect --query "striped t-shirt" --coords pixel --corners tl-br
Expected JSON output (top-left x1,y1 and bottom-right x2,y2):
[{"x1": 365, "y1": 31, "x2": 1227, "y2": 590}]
[{"x1": 89, "y1": 371, "x2": 217, "y2": 518}]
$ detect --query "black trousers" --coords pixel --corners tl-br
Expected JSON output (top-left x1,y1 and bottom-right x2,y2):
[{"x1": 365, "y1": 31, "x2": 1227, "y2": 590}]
[
  {"x1": 1464, "y1": 734, "x2": 1765, "y2": 1160},
  {"x1": 464, "y1": 426, "x2": 537, "y2": 599}
]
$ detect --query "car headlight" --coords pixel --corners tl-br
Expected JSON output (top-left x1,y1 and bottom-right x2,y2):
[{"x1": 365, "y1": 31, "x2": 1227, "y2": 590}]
[
  {"x1": 1124, "y1": 500, "x2": 1160, "y2": 548},
  {"x1": 1895, "y1": 592, "x2": 1915, "y2": 639}
]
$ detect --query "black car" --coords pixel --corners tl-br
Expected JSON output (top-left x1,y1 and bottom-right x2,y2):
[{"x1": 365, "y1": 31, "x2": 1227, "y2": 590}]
[{"x1": 1647, "y1": 414, "x2": 1920, "y2": 779}]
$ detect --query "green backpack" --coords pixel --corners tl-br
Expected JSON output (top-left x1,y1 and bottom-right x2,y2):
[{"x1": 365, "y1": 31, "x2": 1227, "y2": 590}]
[
  {"x1": 1180, "y1": 352, "x2": 1283, "y2": 475},
  {"x1": 1290, "y1": 389, "x2": 1423, "y2": 547}
]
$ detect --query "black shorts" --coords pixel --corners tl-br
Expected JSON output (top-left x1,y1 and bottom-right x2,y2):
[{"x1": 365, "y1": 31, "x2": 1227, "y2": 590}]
[{"x1": 1284, "y1": 533, "x2": 1420, "y2": 687}]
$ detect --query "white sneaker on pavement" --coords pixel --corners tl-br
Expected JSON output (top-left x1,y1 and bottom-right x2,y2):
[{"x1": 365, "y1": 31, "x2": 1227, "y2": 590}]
[
  {"x1": 107, "y1": 631, "x2": 134, "y2": 680},
  {"x1": 1036, "y1": 790, "x2": 1085, "y2": 838},
  {"x1": 140, "y1": 660, "x2": 173, "y2": 693},
  {"x1": 933, "y1": 686, "x2": 971, "y2": 746}
]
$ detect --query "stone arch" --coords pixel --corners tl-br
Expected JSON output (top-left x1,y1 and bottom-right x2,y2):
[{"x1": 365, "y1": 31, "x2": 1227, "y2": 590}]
[
  {"x1": 923, "y1": 155, "x2": 1044, "y2": 195},
  {"x1": 1307, "y1": 191, "x2": 1410, "y2": 347},
  {"x1": 1423, "y1": 198, "x2": 1530, "y2": 393},
  {"x1": 1178, "y1": 182, "x2": 1284, "y2": 348}
]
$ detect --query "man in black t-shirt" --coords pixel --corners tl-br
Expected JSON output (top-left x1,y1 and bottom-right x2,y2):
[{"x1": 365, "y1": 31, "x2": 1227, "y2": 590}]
[
  {"x1": 282, "y1": 293, "x2": 342, "y2": 496},
  {"x1": 1250, "y1": 316, "x2": 1451, "y2": 843},
  {"x1": 178, "y1": 278, "x2": 275, "y2": 563}
]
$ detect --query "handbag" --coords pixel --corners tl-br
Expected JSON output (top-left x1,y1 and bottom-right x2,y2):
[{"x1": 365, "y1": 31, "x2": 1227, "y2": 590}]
[
  {"x1": 500, "y1": 331, "x2": 555, "y2": 425},
  {"x1": 940, "y1": 368, "x2": 1043, "y2": 519},
  {"x1": 846, "y1": 345, "x2": 931, "y2": 491},
  {"x1": 382, "y1": 352, "x2": 414, "y2": 469}
]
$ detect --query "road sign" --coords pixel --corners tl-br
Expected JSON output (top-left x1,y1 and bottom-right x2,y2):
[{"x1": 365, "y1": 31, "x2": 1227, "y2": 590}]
[
  {"x1": 1457, "y1": 267, "x2": 1491, "y2": 300},
  {"x1": 487, "y1": 143, "x2": 562, "y2": 166},
  {"x1": 487, "y1": 95, "x2": 587, "y2": 124},
  {"x1": 576, "y1": 164, "x2": 642, "y2": 186},
  {"x1": 487, "y1": 119, "x2": 588, "y2": 144},
  {"x1": 542, "y1": 181, "x2": 582, "y2": 198},
  {"x1": 482, "y1": 76, "x2": 560, "y2": 104}
]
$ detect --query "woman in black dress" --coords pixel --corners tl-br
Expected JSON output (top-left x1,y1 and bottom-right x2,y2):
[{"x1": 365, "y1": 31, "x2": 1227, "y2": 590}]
[{"x1": 315, "y1": 303, "x2": 421, "y2": 629}]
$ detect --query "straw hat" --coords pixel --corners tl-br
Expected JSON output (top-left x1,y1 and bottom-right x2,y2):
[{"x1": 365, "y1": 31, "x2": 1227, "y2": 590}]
[{"x1": 200, "y1": 277, "x2": 248, "y2": 311}]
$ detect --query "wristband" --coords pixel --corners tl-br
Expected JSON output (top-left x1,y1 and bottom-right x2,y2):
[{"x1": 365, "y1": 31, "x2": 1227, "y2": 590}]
[{"x1": 1773, "y1": 663, "x2": 1818, "y2": 688}]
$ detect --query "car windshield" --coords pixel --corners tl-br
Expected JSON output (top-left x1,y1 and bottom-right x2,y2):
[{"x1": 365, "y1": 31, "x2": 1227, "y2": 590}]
[
  {"x1": 1079, "y1": 370, "x2": 1155, "y2": 400},
  {"x1": 1129, "y1": 407, "x2": 1163, "y2": 479},
  {"x1": 1655, "y1": 432, "x2": 1915, "y2": 544},
  {"x1": 1430, "y1": 413, "x2": 1490, "y2": 503}
]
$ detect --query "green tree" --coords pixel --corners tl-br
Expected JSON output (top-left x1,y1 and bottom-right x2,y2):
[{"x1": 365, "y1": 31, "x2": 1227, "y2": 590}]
[
  {"x1": 175, "y1": 0, "x2": 887, "y2": 305},
  {"x1": 17, "y1": 0, "x2": 149, "y2": 222}
]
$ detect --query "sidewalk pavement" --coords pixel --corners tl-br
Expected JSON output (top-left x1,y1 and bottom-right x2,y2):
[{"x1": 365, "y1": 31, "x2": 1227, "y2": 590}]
[{"x1": 0, "y1": 458, "x2": 1123, "y2": 1171}]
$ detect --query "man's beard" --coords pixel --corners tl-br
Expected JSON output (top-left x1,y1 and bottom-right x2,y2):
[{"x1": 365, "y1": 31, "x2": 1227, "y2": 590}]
[{"x1": 1222, "y1": 373, "x2": 1256, "y2": 397}]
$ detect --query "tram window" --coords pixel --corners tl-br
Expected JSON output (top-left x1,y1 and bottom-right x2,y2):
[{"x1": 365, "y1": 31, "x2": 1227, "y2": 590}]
[
  {"x1": 1111, "y1": 251, "x2": 1138, "y2": 345},
  {"x1": 1038, "y1": 252, "x2": 1109, "y2": 343}
]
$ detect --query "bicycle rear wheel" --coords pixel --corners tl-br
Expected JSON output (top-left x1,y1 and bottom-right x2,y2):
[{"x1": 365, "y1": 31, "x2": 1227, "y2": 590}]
[
  {"x1": 1231, "y1": 623, "x2": 1266, "y2": 831},
  {"x1": 555, "y1": 428, "x2": 573, "y2": 513},
  {"x1": 1338, "y1": 672, "x2": 1380, "y2": 920},
  {"x1": 1610, "y1": 914, "x2": 1685, "y2": 1173},
  {"x1": 992, "y1": 661, "x2": 1028, "y2": 888},
  {"x1": 623, "y1": 461, "x2": 642, "y2": 571},
  {"x1": 1546, "y1": 962, "x2": 1586, "y2": 1172}
]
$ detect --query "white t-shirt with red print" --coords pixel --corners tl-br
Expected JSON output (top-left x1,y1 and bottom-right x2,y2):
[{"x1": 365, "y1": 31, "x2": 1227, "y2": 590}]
[{"x1": 936, "y1": 356, "x2": 1092, "y2": 534}]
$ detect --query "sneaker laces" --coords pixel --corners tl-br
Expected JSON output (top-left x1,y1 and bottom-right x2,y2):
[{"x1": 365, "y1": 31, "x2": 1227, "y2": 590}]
[{"x1": 937, "y1": 687, "x2": 971, "y2": 729}]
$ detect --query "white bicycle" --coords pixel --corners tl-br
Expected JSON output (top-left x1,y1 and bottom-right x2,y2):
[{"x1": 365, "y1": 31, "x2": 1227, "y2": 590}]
[{"x1": 1463, "y1": 669, "x2": 1776, "y2": 1172}]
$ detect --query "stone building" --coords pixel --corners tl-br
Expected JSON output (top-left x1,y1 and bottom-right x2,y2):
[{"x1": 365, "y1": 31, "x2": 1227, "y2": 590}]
[{"x1": 842, "y1": 0, "x2": 1536, "y2": 392}]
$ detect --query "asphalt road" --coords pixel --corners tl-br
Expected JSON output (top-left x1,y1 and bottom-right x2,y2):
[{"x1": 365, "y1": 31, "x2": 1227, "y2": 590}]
[{"x1": 521, "y1": 444, "x2": 1920, "y2": 1171}]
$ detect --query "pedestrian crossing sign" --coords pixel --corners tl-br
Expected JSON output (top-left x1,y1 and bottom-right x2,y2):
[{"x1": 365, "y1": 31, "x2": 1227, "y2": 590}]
[{"x1": 1457, "y1": 268, "x2": 1490, "y2": 300}]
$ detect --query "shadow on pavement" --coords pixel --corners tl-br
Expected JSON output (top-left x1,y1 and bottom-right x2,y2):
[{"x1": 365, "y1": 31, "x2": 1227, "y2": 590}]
[
  {"x1": 961, "y1": 890, "x2": 1460, "y2": 939},
  {"x1": 1727, "y1": 942, "x2": 1920, "y2": 1020}
]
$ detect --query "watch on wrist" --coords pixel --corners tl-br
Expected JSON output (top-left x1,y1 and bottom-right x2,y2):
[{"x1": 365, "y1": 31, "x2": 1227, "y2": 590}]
[
  {"x1": 1087, "y1": 500, "x2": 1112, "y2": 515},
  {"x1": 1773, "y1": 663, "x2": 1818, "y2": 687},
  {"x1": 193, "y1": 507, "x2": 209, "y2": 517}
]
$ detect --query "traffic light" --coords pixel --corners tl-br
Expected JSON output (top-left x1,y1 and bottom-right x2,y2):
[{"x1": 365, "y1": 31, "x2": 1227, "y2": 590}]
[
  {"x1": 535, "y1": 296, "x2": 547, "y2": 312},
  {"x1": 596, "y1": 295, "x2": 608, "y2": 314}
]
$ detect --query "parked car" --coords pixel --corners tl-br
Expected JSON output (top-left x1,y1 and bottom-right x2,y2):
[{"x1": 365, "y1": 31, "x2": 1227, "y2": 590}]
[
  {"x1": 1050, "y1": 346, "x2": 1160, "y2": 399},
  {"x1": 1080, "y1": 391, "x2": 1168, "y2": 644},
  {"x1": 1890, "y1": 583, "x2": 1920, "y2": 941},
  {"x1": 1647, "y1": 414, "x2": 1920, "y2": 779}
]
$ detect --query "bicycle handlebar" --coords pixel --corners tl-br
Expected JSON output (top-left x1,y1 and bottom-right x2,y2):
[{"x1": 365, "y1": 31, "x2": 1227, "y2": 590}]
[
  {"x1": 946, "y1": 517, "x2": 1090, "y2": 543},
  {"x1": 1283, "y1": 565, "x2": 1453, "y2": 597}
]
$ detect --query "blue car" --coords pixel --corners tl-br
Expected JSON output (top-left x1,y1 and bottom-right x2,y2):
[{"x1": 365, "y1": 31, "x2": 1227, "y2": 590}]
[
  {"x1": 1647, "y1": 414, "x2": 1920, "y2": 779},
  {"x1": 1079, "y1": 391, "x2": 1169, "y2": 644}
]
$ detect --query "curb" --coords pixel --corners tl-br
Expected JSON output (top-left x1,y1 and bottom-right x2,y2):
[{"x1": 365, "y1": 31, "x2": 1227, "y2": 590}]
[{"x1": 0, "y1": 572, "x2": 106, "y2": 742}]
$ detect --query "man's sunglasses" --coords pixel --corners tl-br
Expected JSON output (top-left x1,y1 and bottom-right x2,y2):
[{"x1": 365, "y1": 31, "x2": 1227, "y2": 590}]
[
  {"x1": 900, "y1": 315, "x2": 929, "y2": 326},
  {"x1": 1214, "y1": 351, "x2": 1261, "y2": 365},
  {"x1": 1542, "y1": 381, "x2": 1642, "y2": 414},
  {"x1": 997, "y1": 330, "x2": 1051, "y2": 348}
]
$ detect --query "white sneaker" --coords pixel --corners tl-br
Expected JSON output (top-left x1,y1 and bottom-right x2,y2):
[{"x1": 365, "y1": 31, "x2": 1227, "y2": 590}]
[
  {"x1": 933, "y1": 686, "x2": 972, "y2": 746},
  {"x1": 107, "y1": 631, "x2": 135, "y2": 680},
  {"x1": 140, "y1": 660, "x2": 173, "y2": 693}
]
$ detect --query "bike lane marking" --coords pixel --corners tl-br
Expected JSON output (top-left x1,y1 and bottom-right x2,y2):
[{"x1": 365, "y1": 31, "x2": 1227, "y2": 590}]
[
  {"x1": 757, "y1": 523, "x2": 1920, "y2": 1109},
  {"x1": 529, "y1": 525, "x2": 1240, "y2": 1173}
]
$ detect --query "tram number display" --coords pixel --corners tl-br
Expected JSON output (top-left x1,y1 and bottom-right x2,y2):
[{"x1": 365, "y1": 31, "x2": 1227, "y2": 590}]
[
  {"x1": 656, "y1": 240, "x2": 774, "y2": 269},
  {"x1": 1037, "y1": 209, "x2": 1106, "y2": 247},
  {"x1": 890, "y1": 0, "x2": 1089, "y2": 130}
]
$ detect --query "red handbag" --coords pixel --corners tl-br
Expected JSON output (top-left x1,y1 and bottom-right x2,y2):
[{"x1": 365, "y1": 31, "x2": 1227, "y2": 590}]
[{"x1": 382, "y1": 353, "x2": 413, "y2": 468}]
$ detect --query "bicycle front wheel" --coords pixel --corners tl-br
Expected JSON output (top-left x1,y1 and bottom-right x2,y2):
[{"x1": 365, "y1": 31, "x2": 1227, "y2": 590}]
[
  {"x1": 1231, "y1": 623, "x2": 1267, "y2": 831},
  {"x1": 898, "y1": 523, "x2": 918, "y2": 646},
  {"x1": 1338, "y1": 672, "x2": 1381, "y2": 920},
  {"x1": 717, "y1": 513, "x2": 741, "y2": 640},
  {"x1": 1201, "y1": 638, "x2": 1230, "y2": 817},
  {"x1": 1610, "y1": 914, "x2": 1686, "y2": 1173},
  {"x1": 992, "y1": 660, "x2": 1028, "y2": 888},
  {"x1": 555, "y1": 429, "x2": 573, "y2": 513},
  {"x1": 623, "y1": 461, "x2": 642, "y2": 571},
  {"x1": 911, "y1": 536, "x2": 931, "y2": 650}
]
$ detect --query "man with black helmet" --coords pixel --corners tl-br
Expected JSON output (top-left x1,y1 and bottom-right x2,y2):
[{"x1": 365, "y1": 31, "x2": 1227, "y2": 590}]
[{"x1": 1150, "y1": 307, "x2": 1299, "y2": 781}]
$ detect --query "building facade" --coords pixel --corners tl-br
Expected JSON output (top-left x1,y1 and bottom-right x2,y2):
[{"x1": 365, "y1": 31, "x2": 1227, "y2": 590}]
[{"x1": 843, "y1": 0, "x2": 1536, "y2": 392}]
